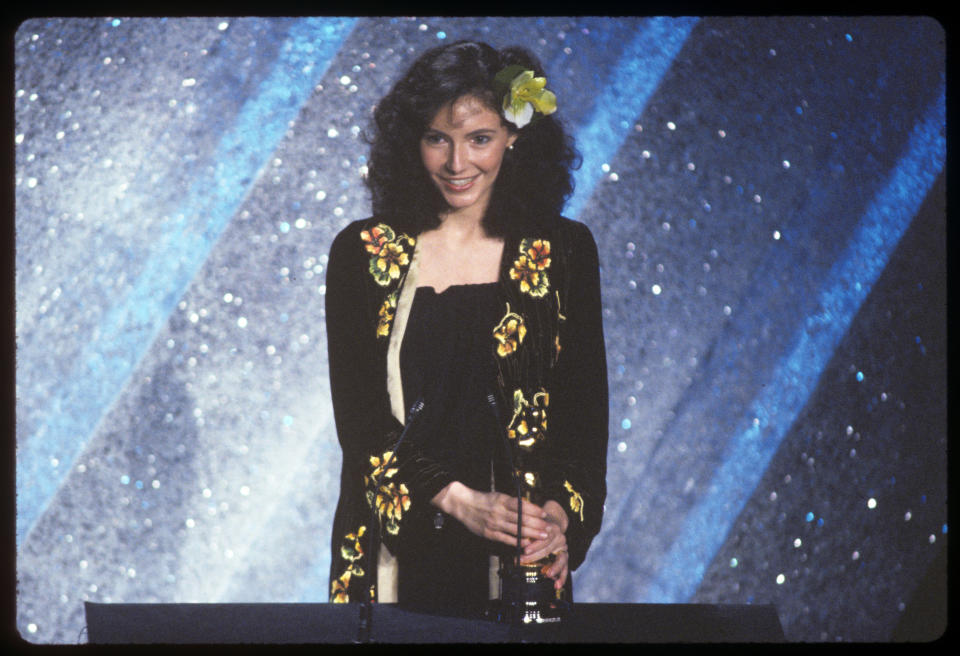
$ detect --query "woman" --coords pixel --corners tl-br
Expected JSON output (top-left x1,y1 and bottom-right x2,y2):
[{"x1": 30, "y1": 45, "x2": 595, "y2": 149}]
[{"x1": 326, "y1": 40, "x2": 608, "y2": 616}]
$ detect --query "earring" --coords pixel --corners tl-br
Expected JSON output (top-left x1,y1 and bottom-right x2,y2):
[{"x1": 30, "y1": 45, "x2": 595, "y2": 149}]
[{"x1": 508, "y1": 144, "x2": 514, "y2": 150}]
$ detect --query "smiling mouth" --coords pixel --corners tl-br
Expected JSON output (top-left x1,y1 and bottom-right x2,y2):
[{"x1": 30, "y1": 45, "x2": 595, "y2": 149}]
[{"x1": 440, "y1": 175, "x2": 478, "y2": 191}]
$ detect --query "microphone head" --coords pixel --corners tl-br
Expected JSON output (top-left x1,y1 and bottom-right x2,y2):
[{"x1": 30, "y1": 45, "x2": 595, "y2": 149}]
[{"x1": 410, "y1": 399, "x2": 425, "y2": 416}]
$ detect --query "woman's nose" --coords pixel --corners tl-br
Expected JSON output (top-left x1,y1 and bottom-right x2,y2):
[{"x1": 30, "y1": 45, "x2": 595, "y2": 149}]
[{"x1": 445, "y1": 142, "x2": 465, "y2": 172}]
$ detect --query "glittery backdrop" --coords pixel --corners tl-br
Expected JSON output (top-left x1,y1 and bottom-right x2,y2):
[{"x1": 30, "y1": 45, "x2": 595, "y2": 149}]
[{"x1": 14, "y1": 16, "x2": 946, "y2": 643}]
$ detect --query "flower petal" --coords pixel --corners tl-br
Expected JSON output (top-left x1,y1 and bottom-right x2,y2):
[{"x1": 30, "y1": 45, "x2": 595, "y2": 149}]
[
  {"x1": 503, "y1": 101, "x2": 534, "y2": 129},
  {"x1": 530, "y1": 89, "x2": 557, "y2": 115}
]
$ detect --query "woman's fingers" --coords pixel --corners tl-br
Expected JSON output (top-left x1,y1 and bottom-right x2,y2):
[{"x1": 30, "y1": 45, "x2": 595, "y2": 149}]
[
  {"x1": 497, "y1": 495, "x2": 550, "y2": 541},
  {"x1": 520, "y1": 535, "x2": 563, "y2": 564},
  {"x1": 546, "y1": 551, "x2": 569, "y2": 589},
  {"x1": 520, "y1": 519, "x2": 565, "y2": 558},
  {"x1": 452, "y1": 490, "x2": 554, "y2": 548}
]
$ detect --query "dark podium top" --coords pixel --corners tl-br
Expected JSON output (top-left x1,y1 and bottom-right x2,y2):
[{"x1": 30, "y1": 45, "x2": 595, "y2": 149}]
[{"x1": 84, "y1": 602, "x2": 785, "y2": 643}]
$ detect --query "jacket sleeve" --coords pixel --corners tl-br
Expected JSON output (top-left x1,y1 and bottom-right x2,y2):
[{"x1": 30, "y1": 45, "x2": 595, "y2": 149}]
[
  {"x1": 326, "y1": 224, "x2": 401, "y2": 467},
  {"x1": 542, "y1": 221, "x2": 609, "y2": 571},
  {"x1": 325, "y1": 222, "x2": 455, "y2": 549}
]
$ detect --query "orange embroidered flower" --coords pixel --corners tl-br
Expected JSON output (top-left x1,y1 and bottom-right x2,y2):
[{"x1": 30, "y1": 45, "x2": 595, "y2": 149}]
[
  {"x1": 360, "y1": 223, "x2": 394, "y2": 255},
  {"x1": 507, "y1": 388, "x2": 549, "y2": 451},
  {"x1": 522, "y1": 238, "x2": 551, "y2": 270},
  {"x1": 493, "y1": 304, "x2": 527, "y2": 357}
]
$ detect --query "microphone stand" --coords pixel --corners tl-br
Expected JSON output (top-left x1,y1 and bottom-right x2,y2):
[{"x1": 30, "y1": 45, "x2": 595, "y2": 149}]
[
  {"x1": 356, "y1": 398, "x2": 425, "y2": 644},
  {"x1": 484, "y1": 393, "x2": 523, "y2": 631}
]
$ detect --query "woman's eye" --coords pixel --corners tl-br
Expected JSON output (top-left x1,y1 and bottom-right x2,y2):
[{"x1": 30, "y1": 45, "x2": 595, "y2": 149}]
[
  {"x1": 472, "y1": 135, "x2": 491, "y2": 145},
  {"x1": 423, "y1": 133, "x2": 444, "y2": 145}
]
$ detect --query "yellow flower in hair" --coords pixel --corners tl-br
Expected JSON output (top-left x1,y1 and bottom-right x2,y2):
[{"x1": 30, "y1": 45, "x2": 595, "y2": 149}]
[{"x1": 499, "y1": 68, "x2": 557, "y2": 129}]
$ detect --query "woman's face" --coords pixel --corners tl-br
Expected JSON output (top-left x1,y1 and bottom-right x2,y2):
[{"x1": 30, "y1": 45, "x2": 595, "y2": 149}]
[{"x1": 420, "y1": 95, "x2": 518, "y2": 220}]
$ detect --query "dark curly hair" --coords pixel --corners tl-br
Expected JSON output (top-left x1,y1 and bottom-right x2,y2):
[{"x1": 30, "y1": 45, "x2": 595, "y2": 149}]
[{"x1": 365, "y1": 40, "x2": 580, "y2": 237}]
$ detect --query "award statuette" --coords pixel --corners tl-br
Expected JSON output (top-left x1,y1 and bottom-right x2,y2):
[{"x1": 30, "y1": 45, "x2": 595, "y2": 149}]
[
  {"x1": 484, "y1": 389, "x2": 569, "y2": 624},
  {"x1": 492, "y1": 470, "x2": 569, "y2": 624}
]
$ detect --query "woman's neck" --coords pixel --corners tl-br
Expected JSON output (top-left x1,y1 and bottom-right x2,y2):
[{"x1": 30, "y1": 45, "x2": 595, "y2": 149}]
[{"x1": 436, "y1": 206, "x2": 488, "y2": 242}]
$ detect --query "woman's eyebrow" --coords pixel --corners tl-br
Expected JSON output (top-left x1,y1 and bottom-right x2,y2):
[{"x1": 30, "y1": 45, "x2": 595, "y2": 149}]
[{"x1": 423, "y1": 127, "x2": 496, "y2": 138}]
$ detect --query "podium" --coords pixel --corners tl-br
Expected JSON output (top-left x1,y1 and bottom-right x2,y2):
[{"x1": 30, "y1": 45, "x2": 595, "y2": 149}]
[{"x1": 84, "y1": 601, "x2": 785, "y2": 643}]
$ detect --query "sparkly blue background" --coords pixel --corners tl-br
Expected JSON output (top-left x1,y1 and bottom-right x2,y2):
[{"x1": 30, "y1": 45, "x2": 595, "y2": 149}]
[{"x1": 14, "y1": 16, "x2": 946, "y2": 643}]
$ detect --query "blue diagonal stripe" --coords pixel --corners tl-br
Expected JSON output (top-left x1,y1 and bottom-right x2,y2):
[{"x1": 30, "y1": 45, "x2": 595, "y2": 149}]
[
  {"x1": 16, "y1": 17, "x2": 357, "y2": 548},
  {"x1": 645, "y1": 86, "x2": 946, "y2": 603},
  {"x1": 566, "y1": 16, "x2": 699, "y2": 221}
]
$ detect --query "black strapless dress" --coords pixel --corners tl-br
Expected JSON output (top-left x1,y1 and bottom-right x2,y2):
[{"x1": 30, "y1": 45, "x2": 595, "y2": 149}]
[{"x1": 396, "y1": 283, "x2": 504, "y2": 615}]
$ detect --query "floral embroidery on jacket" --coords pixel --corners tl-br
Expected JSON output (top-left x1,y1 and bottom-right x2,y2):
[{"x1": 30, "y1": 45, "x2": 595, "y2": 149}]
[
  {"x1": 507, "y1": 388, "x2": 549, "y2": 451},
  {"x1": 364, "y1": 451, "x2": 411, "y2": 536},
  {"x1": 564, "y1": 480, "x2": 584, "y2": 522},
  {"x1": 331, "y1": 525, "x2": 367, "y2": 603},
  {"x1": 377, "y1": 290, "x2": 398, "y2": 338},
  {"x1": 493, "y1": 303, "x2": 527, "y2": 357},
  {"x1": 509, "y1": 238, "x2": 551, "y2": 297},
  {"x1": 361, "y1": 223, "x2": 415, "y2": 288},
  {"x1": 554, "y1": 290, "x2": 566, "y2": 362}
]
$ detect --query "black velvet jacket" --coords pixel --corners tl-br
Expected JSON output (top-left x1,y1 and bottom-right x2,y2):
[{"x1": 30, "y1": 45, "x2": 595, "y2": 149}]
[{"x1": 325, "y1": 215, "x2": 608, "y2": 603}]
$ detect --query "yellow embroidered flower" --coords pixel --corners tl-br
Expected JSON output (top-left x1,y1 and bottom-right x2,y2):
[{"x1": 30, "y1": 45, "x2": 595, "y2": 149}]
[
  {"x1": 371, "y1": 481, "x2": 411, "y2": 536},
  {"x1": 364, "y1": 451, "x2": 410, "y2": 535},
  {"x1": 340, "y1": 526, "x2": 366, "y2": 563},
  {"x1": 509, "y1": 256, "x2": 547, "y2": 297},
  {"x1": 502, "y1": 70, "x2": 557, "y2": 129},
  {"x1": 564, "y1": 480, "x2": 584, "y2": 522},
  {"x1": 331, "y1": 526, "x2": 368, "y2": 603},
  {"x1": 361, "y1": 223, "x2": 414, "y2": 288},
  {"x1": 331, "y1": 571, "x2": 351, "y2": 603},
  {"x1": 377, "y1": 291, "x2": 398, "y2": 338},
  {"x1": 510, "y1": 238, "x2": 551, "y2": 297},
  {"x1": 365, "y1": 451, "x2": 398, "y2": 487},
  {"x1": 370, "y1": 240, "x2": 410, "y2": 286},
  {"x1": 493, "y1": 304, "x2": 527, "y2": 357},
  {"x1": 507, "y1": 389, "x2": 549, "y2": 451},
  {"x1": 554, "y1": 290, "x2": 566, "y2": 360}
]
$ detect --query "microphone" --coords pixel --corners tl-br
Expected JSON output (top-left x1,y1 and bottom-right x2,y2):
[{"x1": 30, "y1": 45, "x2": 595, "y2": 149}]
[{"x1": 357, "y1": 397, "x2": 425, "y2": 644}]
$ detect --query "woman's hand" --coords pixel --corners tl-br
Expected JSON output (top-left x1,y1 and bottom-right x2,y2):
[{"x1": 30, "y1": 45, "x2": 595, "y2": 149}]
[
  {"x1": 432, "y1": 483, "x2": 570, "y2": 590},
  {"x1": 520, "y1": 499, "x2": 569, "y2": 590},
  {"x1": 431, "y1": 481, "x2": 552, "y2": 548}
]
